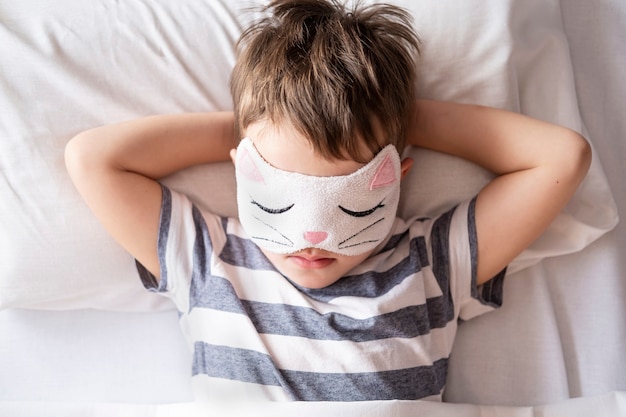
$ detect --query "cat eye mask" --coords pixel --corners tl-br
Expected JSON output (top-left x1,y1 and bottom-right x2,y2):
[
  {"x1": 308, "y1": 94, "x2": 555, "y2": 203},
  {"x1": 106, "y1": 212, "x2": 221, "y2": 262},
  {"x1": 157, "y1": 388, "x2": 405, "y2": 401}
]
[{"x1": 234, "y1": 137, "x2": 401, "y2": 256}]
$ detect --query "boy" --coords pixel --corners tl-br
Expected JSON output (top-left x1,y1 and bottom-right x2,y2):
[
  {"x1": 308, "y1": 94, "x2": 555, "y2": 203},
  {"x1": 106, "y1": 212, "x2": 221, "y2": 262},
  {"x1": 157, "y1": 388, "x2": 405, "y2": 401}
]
[{"x1": 65, "y1": 0, "x2": 591, "y2": 402}]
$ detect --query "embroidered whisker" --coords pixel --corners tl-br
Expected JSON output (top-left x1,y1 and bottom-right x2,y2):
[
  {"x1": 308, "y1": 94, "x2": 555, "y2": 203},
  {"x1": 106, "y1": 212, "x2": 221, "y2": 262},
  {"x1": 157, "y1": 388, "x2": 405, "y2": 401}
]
[
  {"x1": 253, "y1": 216, "x2": 294, "y2": 246},
  {"x1": 339, "y1": 240, "x2": 380, "y2": 249},
  {"x1": 251, "y1": 236, "x2": 292, "y2": 246},
  {"x1": 338, "y1": 217, "x2": 385, "y2": 249}
]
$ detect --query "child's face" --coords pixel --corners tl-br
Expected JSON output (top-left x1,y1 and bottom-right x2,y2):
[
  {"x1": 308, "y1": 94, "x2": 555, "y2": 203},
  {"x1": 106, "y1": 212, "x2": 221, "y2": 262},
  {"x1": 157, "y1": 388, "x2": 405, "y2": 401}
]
[{"x1": 232, "y1": 121, "x2": 412, "y2": 289}]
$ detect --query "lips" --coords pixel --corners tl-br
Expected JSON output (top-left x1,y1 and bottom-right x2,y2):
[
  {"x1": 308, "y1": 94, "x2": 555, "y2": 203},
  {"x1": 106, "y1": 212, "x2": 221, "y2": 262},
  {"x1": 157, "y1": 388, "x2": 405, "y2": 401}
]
[{"x1": 288, "y1": 254, "x2": 335, "y2": 269}]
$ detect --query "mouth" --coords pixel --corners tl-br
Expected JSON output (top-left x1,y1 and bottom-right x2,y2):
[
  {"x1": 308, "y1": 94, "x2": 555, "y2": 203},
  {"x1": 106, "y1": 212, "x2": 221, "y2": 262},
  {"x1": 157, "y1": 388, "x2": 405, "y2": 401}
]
[{"x1": 287, "y1": 254, "x2": 335, "y2": 269}]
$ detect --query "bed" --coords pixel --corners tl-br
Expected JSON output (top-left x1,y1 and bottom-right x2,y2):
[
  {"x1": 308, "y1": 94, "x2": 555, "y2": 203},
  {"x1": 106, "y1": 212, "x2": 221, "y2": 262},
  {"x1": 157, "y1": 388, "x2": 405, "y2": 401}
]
[{"x1": 1, "y1": 0, "x2": 625, "y2": 415}]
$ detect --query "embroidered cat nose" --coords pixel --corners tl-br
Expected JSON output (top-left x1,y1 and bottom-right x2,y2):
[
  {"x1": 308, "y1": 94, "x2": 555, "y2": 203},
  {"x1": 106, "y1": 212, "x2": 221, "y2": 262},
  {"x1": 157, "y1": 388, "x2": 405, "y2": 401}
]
[{"x1": 304, "y1": 231, "x2": 328, "y2": 244}]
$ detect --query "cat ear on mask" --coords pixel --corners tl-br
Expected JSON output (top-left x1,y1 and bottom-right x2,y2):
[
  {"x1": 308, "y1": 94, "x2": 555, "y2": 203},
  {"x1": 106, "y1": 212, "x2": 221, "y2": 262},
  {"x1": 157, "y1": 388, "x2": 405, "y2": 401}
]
[
  {"x1": 369, "y1": 154, "x2": 398, "y2": 190},
  {"x1": 238, "y1": 148, "x2": 265, "y2": 184}
]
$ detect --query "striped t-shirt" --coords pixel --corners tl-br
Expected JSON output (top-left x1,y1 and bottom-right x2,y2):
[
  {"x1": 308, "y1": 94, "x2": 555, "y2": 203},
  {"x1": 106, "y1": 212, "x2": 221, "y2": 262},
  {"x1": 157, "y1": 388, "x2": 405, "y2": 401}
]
[{"x1": 137, "y1": 186, "x2": 504, "y2": 402}]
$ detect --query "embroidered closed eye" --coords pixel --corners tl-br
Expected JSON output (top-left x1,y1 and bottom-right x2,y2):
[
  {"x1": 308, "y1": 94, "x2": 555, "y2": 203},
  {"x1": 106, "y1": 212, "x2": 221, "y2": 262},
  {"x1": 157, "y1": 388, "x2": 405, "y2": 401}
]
[
  {"x1": 251, "y1": 200, "x2": 294, "y2": 214},
  {"x1": 338, "y1": 201, "x2": 385, "y2": 218}
]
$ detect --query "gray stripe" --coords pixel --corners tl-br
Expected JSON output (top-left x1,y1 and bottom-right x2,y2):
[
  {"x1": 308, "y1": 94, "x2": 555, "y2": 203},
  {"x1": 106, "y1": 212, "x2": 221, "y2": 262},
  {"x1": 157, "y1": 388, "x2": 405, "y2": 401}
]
[
  {"x1": 243, "y1": 297, "x2": 452, "y2": 341},
  {"x1": 429, "y1": 204, "x2": 456, "y2": 319},
  {"x1": 192, "y1": 341, "x2": 448, "y2": 401},
  {"x1": 282, "y1": 358, "x2": 448, "y2": 401},
  {"x1": 188, "y1": 205, "x2": 227, "y2": 313},
  {"x1": 192, "y1": 204, "x2": 211, "y2": 274},
  {"x1": 136, "y1": 185, "x2": 171, "y2": 292},
  {"x1": 378, "y1": 218, "x2": 428, "y2": 252},
  {"x1": 190, "y1": 270, "x2": 453, "y2": 340},
  {"x1": 467, "y1": 197, "x2": 478, "y2": 288},
  {"x1": 191, "y1": 342, "x2": 289, "y2": 391},
  {"x1": 298, "y1": 236, "x2": 429, "y2": 302},
  {"x1": 467, "y1": 197, "x2": 506, "y2": 307},
  {"x1": 479, "y1": 272, "x2": 505, "y2": 307},
  {"x1": 158, "y1": 186, "x2": 172, "y2": 290},
  {"x1": 190, "y1": 250, "x2": 454, "y2": 341},
  {"x1": 189, "y1": 219, "x2": 247, "y2": 314},
  {"x1": 189, "y1": 218, "x2": 270, "y2": 313},
  {"x1": 189, "y1": 273, "x2": 247, "y2": 314},
  {"x1": 219, "y1": 230, "x2": 277, "y2": 271}
]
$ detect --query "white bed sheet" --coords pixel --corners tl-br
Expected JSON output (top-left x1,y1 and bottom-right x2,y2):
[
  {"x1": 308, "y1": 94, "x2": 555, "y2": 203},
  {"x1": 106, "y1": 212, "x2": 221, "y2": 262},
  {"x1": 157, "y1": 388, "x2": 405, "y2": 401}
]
[
  {"x1": 1, "y1": 0, "x2": 625, "y2": 414},
  {"x1": 0, "y1": 309, "x2": 192, "y2": 403},
  {"x1": 444, "y1": 0, "x2": 626, "y2": 405}
]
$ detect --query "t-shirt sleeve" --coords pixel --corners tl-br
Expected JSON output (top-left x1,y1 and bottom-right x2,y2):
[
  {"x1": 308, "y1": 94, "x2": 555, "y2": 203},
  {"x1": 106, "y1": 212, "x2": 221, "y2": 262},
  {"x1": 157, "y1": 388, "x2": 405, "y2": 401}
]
[
  {"x1": 135, "y1": 185, "x2": 220, "y2": 312},
  {"x1": 426, "y1": 197, "x2": 505, "y2": 322}
]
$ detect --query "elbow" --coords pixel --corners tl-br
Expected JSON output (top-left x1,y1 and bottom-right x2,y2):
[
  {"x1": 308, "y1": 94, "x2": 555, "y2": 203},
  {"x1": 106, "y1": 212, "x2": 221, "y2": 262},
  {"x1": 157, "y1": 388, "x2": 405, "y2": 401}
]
[
  {"x1": 570, "y1": 131, "x2": 592, "y2": 181},
  {"x1": 555, "y1": 130, "x2": 592, "y2": 189},
  {"x1": 65, "y1": 130, "x2": 105, "y2": 188},
  {"x1": 580, "y1": 135, "x2": 592, "y2": 171},
  {"x1": 64, "y1": 132, "x2": 89, "y2": 182}
]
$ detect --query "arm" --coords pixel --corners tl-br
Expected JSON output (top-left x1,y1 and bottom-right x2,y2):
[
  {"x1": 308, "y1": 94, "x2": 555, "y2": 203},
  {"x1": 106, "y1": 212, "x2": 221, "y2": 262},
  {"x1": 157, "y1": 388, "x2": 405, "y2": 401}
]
[
  {"x1": 407, "y1": 100, "x2": 591, "y2": 285},
  {"x1": 65, "y1": 112, "x2": 237, "y2": 279}
]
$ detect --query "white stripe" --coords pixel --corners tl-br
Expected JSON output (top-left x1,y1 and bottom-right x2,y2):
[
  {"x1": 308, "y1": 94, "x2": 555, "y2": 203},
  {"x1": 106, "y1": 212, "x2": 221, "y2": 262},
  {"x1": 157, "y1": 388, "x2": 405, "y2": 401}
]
[
  {"x1": 164, "y1": 190, "x2": 197, "y2": 312},
  {"x1": 188, "y1": 308, "x2": 457, "y2": 373},
  {"x1": 261, "y1": 326, "x2": 457, "y2": 373},
  {"x1": 188, "y1": 308, "x2": 269, "y2": 354},
  {"x1": 446, "y1": 199, "x2": 472, "y2": 316},
  {"x1": 459, "y1": 300, "x2": 498, "y2": 321},
  {"x1": 210, "y1": 258, "x2": 444, "y2": 320}
]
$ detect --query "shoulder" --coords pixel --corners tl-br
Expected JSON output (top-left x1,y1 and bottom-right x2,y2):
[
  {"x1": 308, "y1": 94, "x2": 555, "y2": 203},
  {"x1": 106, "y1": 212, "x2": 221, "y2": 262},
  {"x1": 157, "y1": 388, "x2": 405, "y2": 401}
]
[
  {"x1": 386, "y1": 199, "x2": 479, "y2": 296},
  {"x1": 147, "y1": 186, "x2": 231, "y2": 285},
  {"x1": 388, "y1": 199, "x2": 476, "y2": 254},
  {"x1": 159, "y1": 186, "x2": 225, "y2": 245}
]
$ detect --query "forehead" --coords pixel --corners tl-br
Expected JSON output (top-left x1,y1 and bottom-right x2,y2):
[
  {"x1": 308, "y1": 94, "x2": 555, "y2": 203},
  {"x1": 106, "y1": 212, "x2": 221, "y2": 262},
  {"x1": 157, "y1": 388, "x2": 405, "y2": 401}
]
[
  {"x1": 244, "y1": 121, "x2": 369, "y2": 177},
  {"x1": 236, "y1": 137, "x2": 401, "y2": 193}
]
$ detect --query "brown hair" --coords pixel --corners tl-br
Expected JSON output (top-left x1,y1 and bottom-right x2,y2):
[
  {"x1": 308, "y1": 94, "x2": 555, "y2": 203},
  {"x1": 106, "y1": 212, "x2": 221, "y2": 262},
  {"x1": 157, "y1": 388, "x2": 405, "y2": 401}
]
[{"x1": 230, "y1": 0, "x2": 420, "y2": 162}]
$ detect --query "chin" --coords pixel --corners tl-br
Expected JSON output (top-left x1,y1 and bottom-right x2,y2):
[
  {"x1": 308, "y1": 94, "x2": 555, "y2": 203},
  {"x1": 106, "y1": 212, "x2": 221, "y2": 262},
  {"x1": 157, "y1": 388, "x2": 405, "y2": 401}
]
[{"x1": 286, "y1": 270, "x2": 342, "y2": 289}]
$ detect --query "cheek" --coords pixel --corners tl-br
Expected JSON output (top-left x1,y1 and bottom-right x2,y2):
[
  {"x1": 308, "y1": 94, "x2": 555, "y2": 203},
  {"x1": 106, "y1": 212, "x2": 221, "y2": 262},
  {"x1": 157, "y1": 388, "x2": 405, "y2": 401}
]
[{"x1": 337, "y1": 251, "x2": 374, "y2": 271}]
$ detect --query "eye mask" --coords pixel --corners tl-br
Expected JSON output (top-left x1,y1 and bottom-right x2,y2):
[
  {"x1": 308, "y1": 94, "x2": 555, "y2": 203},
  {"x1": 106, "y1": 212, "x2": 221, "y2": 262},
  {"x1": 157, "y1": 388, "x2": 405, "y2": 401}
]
[{"x1": 235, "y1": 137, "x2": 401, "y2": 256}]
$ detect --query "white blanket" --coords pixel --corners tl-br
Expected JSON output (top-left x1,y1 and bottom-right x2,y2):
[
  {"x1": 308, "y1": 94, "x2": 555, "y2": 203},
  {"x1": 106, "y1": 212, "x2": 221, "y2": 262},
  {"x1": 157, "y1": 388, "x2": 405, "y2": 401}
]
[{"x1": 1, "y1": 392, "x2": 626, "y2": 417}]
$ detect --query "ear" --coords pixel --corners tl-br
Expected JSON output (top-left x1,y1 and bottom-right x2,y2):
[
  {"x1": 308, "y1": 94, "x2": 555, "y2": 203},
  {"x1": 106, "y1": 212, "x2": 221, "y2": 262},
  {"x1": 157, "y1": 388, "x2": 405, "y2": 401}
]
[
  {"x1": 400, "y1": 157, "x2": 414, "y2": 181},
  {"x1": 237, "y1": 148, "x2": 265, "y2": 183},
  {"x1": 370, "y1": 154, "x2": 398, "y2": 190}
]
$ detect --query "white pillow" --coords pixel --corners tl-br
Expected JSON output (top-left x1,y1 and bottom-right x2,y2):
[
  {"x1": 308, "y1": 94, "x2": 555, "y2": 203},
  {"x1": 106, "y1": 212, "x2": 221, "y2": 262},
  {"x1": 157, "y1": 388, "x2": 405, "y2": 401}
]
[{"x1": 0, "y1": 0, "x2": 617, "y2": 311}]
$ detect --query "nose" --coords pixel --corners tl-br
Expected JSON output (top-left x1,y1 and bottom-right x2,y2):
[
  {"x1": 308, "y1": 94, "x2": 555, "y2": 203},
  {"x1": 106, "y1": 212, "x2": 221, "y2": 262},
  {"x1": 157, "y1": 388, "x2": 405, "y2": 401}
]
[{"x1": 303, "y1": 231, "x2": 328, "y2": 245}]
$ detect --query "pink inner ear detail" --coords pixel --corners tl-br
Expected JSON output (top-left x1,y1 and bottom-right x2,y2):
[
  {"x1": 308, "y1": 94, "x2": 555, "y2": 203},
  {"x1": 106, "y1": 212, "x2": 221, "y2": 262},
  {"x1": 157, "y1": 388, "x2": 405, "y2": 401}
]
[
  {"x1": 238, "y1": 148, "x2": 265, "y2": 183},
  {"x1": 370, "y1": 154, "x2": 397, "y2": 190}
]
